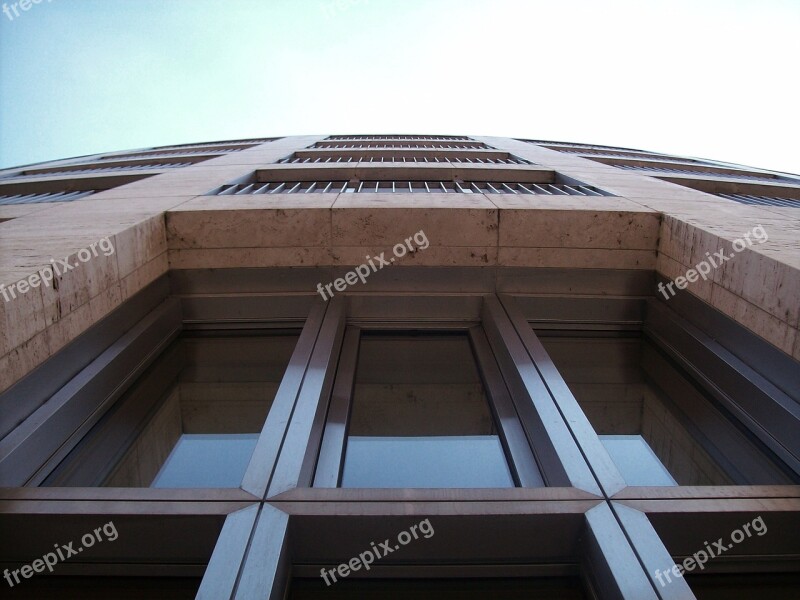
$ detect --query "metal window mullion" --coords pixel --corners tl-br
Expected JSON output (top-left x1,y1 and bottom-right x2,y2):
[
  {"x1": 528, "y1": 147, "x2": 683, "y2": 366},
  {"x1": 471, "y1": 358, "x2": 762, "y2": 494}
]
[
  {"x1": 496, "y1": 294, "x2": 626, "y2": 495},
  {"x1": 611, "y1": 503, "x2": 698, "y2": 600},
  {"x1": 468, "y1": 326, "x2": 545, "y2": 488},
  {"x1": 196, "y1": 505, "x2": 260, "y2": 600},
  {"x1": 230, "y1": 505, "x2": 291, "y2": 600},
  {"x1": 266, "y1": 297, "x2": 348, "y2": 496},
  {"x1": 313, "y1": 326, "x2": 361, "y2": 488},
  {"x1": 480, "y1": 296, "x2": 601, "y2": 494},
  {"x1": 584, "y1": 504, "x2": 662, "y2": 600},
  {"x1": 239, "y1": 301, "x2": 329, "y2": 498}
]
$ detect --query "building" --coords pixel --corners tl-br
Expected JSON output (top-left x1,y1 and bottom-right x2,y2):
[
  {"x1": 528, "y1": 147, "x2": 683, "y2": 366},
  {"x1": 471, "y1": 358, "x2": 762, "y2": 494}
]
[{"x1": 0, "y1": 135, "x2": 798, "y2": 599}]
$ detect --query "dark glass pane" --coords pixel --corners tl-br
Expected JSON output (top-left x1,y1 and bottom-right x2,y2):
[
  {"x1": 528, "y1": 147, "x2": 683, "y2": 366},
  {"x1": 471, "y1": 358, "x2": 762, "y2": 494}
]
[
  {"x1": 538, "y1": 334, "x2": 793, "y2": 486},
  {"x1": 4, "y1": 576, "x2": 201, "y2": 599},
  {"x1": 687, "y1": 573, "x2": 800, "y2": 599},
  {"x1": 341, "y1": 332, "x2": 514, "y2": 488},
  {"x1": 289, "y1": 576, "x2": 588, "y2": 599},
  {"x1": 44, "y1": 332, "x2": 299, "y2": 488}
]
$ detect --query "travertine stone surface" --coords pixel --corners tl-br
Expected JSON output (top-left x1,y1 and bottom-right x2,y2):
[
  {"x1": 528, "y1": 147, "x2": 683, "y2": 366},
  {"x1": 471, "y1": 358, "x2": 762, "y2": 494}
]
[
  {"x1": 1, "y1": 135, "x2": 799, "y2": 393},
  {"x1": 480, "y1": 136, "x2": 800, "y2": 361}
]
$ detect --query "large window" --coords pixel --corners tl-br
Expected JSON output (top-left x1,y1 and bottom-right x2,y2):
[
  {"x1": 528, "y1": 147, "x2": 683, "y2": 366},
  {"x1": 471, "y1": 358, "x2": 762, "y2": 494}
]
[
  {"x1": 340, "y1": 331, "x2": 513, "y2": 488},
  {"x1": 4, "y1": 280, "x2": 797, "y2": 599},
  {"x1": 43, "y1": 331, "x2": 300, "y2": 488},
  {"x1": 313, "y1": 327, "x2": 544, "y2": 489},
  {"x1": 538, "y1": 334, "x2": 794, "y2": 486}
]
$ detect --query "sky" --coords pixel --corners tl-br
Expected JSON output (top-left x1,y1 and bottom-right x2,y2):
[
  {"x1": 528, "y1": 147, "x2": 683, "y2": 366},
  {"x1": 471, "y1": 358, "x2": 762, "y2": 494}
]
[{"x1": 1, "y1": 0, "x2": 799, "y2": 173}]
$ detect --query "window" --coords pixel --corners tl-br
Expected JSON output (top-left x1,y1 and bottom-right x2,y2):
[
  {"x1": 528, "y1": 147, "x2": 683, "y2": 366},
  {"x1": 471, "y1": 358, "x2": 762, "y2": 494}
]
[
  {"x1": 44, "y1": 331, "x2": 300, "y2": 488},
  {"x1": 538, "y1": 334, "x2": 794, "y2": 486},
  {"x1": 340, "y1": 332, "x2": 514, "y2": 488},
  {"x1": 599, "y1": 434, "x2": 677, "y2": 486},
  {"x1": 314, "y1": 327, "x2": 543, "y2": 489}
]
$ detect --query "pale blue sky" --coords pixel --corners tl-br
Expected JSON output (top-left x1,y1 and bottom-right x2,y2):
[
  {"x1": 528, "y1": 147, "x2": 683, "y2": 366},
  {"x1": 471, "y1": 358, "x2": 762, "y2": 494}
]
[{"x1": 1, "y1": 0, "x2": 798, "y2": 173}]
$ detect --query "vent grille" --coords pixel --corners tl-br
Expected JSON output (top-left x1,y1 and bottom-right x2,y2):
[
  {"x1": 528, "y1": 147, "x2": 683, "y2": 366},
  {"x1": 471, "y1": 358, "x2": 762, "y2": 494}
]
[
  {"x1": 312, "y1": 142, "x2": 491, "y2": 150},
  {"x1": 326, "y1": 135, "x2": 472, "y2": 141},
  {"x1": 157, "y1": 139, "x2": 277, "y2": 149},
  {"x1": 616, "y1": 164, "x2": 793, "y2": 183},
  {"x1": 216, "y1": 181, "x2": 608, "y2": 196},
  {"x1": 0, "y1": 190, "x2": 95, "y2": 205},
  {"x1": 10, "y1": 163, "x2": 194, "y2": 179},
  {"x1": 524, "y1": 140, "x2": 646, "y2": 152},
  {"x1": 540, "y1": 144, "x2": 765, "y2": 170},
  {"x1": 555, "y1": 148, "x2": 676, "y2": 159},
  {"x1": 718, "y1": 193, "x2": 800, "y2": 208},
  {"x1": 277, "y1": 155, "x2": 531, "y2": 165},
  {"x1": 104, "y1": 147, "x2": 249, "y2": 160}
]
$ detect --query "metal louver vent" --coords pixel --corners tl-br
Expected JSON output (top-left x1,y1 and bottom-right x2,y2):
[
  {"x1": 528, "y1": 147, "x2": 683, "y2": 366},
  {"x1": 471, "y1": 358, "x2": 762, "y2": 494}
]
[
  {"x1": 718, "y1": 193, "x2": 800, "y2": 208},
  {"x1": 616, "y1": 164, "x2": 793, "y2": 183},
  {"x1": 12, "y1": 163, "x2": 194, "y2": 179},
  {"x1": 215, "y1": 181, "x2": 609, "y2": 196},
  {"x1": 313, "y1": 142, "x2": 491, "y2": 150},
  {"x1": 277, "y1": 155, "x2": 531, "y2": 165},
  {"x1": 0, "y1": 190, "x2": 96, "y2": 205},
  {"x1": 325, "y1": 135, "x2": 472, "y2": 141}
]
